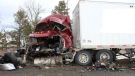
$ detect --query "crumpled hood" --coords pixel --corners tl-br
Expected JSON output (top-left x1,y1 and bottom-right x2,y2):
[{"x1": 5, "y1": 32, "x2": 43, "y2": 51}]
[{"x1": 29, "y1": 14, "x2": 73, "y2": 48}]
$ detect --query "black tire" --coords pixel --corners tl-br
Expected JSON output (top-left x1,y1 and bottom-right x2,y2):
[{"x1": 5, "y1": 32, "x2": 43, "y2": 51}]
[
  {"x1": 74, "y1": 50, "x2": 92, "y2": 66},
  {"x1": 96, "y1": 49, "x2": 113, "y2": 62},
  {"x1": 4, "y1": 52, "x2": 19, "y2": 68}
]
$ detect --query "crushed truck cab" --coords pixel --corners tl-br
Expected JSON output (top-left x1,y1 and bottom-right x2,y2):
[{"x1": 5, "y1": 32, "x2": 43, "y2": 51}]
[
  {"x1": 27, "y1": 14, "x2": 75, "y2": 65},
  {"x1": 29, "y1": 14, "x2": 73, "y2": 50}
]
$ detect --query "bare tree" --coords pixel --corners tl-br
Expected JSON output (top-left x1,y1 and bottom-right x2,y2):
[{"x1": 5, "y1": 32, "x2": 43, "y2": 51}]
[
  {"x1": 0, "y1": 29, "x2": 7, "y2": 51},
  {"x1": 14, "y1": 8, "x2": 29, "y2": 48},
  {"x1": 13, "y1": 1, "x2": 45, "y2": 48},
  {"x1": 25, "y1": 1, "x2": 45, "y2": 30}
]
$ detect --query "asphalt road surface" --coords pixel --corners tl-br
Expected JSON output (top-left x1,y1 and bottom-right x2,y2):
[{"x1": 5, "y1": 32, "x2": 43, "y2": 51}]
[{"x1": 0, "y1": 59, "x2": 135, "y2": 76}]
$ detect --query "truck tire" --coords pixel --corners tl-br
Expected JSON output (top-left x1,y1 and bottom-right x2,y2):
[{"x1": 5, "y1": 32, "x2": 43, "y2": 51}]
[
  {"x1": 4, "y1": 52, "x2": 19, "y2": 68},
  {"x1": 96, "y1": 50, "x2": 113, "y2": 62},
  {"x1": 74, "y1": 50, "x2": 92, "y2": 66}
]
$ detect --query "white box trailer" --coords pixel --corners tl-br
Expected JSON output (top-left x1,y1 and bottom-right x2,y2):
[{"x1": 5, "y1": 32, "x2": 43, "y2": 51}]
[{"x1": 73, "y1": 0, "x2": 135, "y2": 66}]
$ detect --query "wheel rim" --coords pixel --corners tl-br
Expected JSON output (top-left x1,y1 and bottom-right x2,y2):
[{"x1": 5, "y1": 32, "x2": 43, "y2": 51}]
[
  {"x1": 78, "y1": 53, "x2": 89, "y2": 63},
  {"x1": 100, "y1": 52, "x2": 110, "y2": 60}
]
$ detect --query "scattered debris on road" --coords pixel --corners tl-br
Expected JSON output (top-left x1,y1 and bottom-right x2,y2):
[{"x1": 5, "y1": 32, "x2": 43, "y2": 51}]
[{"x1": 86, "y1": 58, "x2": 135, "y2": 72}]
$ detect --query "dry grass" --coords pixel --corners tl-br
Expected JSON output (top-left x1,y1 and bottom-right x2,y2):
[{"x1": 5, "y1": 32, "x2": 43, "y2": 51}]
[{"x1": 0, "y1": 47, "x2": 18, "y2": 55}]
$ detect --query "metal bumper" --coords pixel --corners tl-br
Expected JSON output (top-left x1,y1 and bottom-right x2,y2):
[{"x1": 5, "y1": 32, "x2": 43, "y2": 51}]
[{"x1": 0, "y1": 63, "x2": 16, "y2": 70}]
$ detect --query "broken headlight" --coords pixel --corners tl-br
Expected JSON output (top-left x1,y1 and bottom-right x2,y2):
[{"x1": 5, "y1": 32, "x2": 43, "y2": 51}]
[{"x1": 36, "y1": 47, "x2": 40, "y2": 52}]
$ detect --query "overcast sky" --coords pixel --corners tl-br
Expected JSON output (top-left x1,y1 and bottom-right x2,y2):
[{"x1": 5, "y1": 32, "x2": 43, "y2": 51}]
[
  {"x1": 0, "y1": 0, "x2": 135, "y2": 31},
  {"x1": 0, "y1": 0, "x2": 79, "y2": 31}
]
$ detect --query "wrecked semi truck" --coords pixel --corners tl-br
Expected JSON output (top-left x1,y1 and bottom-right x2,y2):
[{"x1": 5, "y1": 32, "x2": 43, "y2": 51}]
[
  {"x1": 26, "y1": 0, "x2": 135, "y2": 66},
  {"x1": 28, "y1": 14, "x2": 75, "y2": 65}
]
